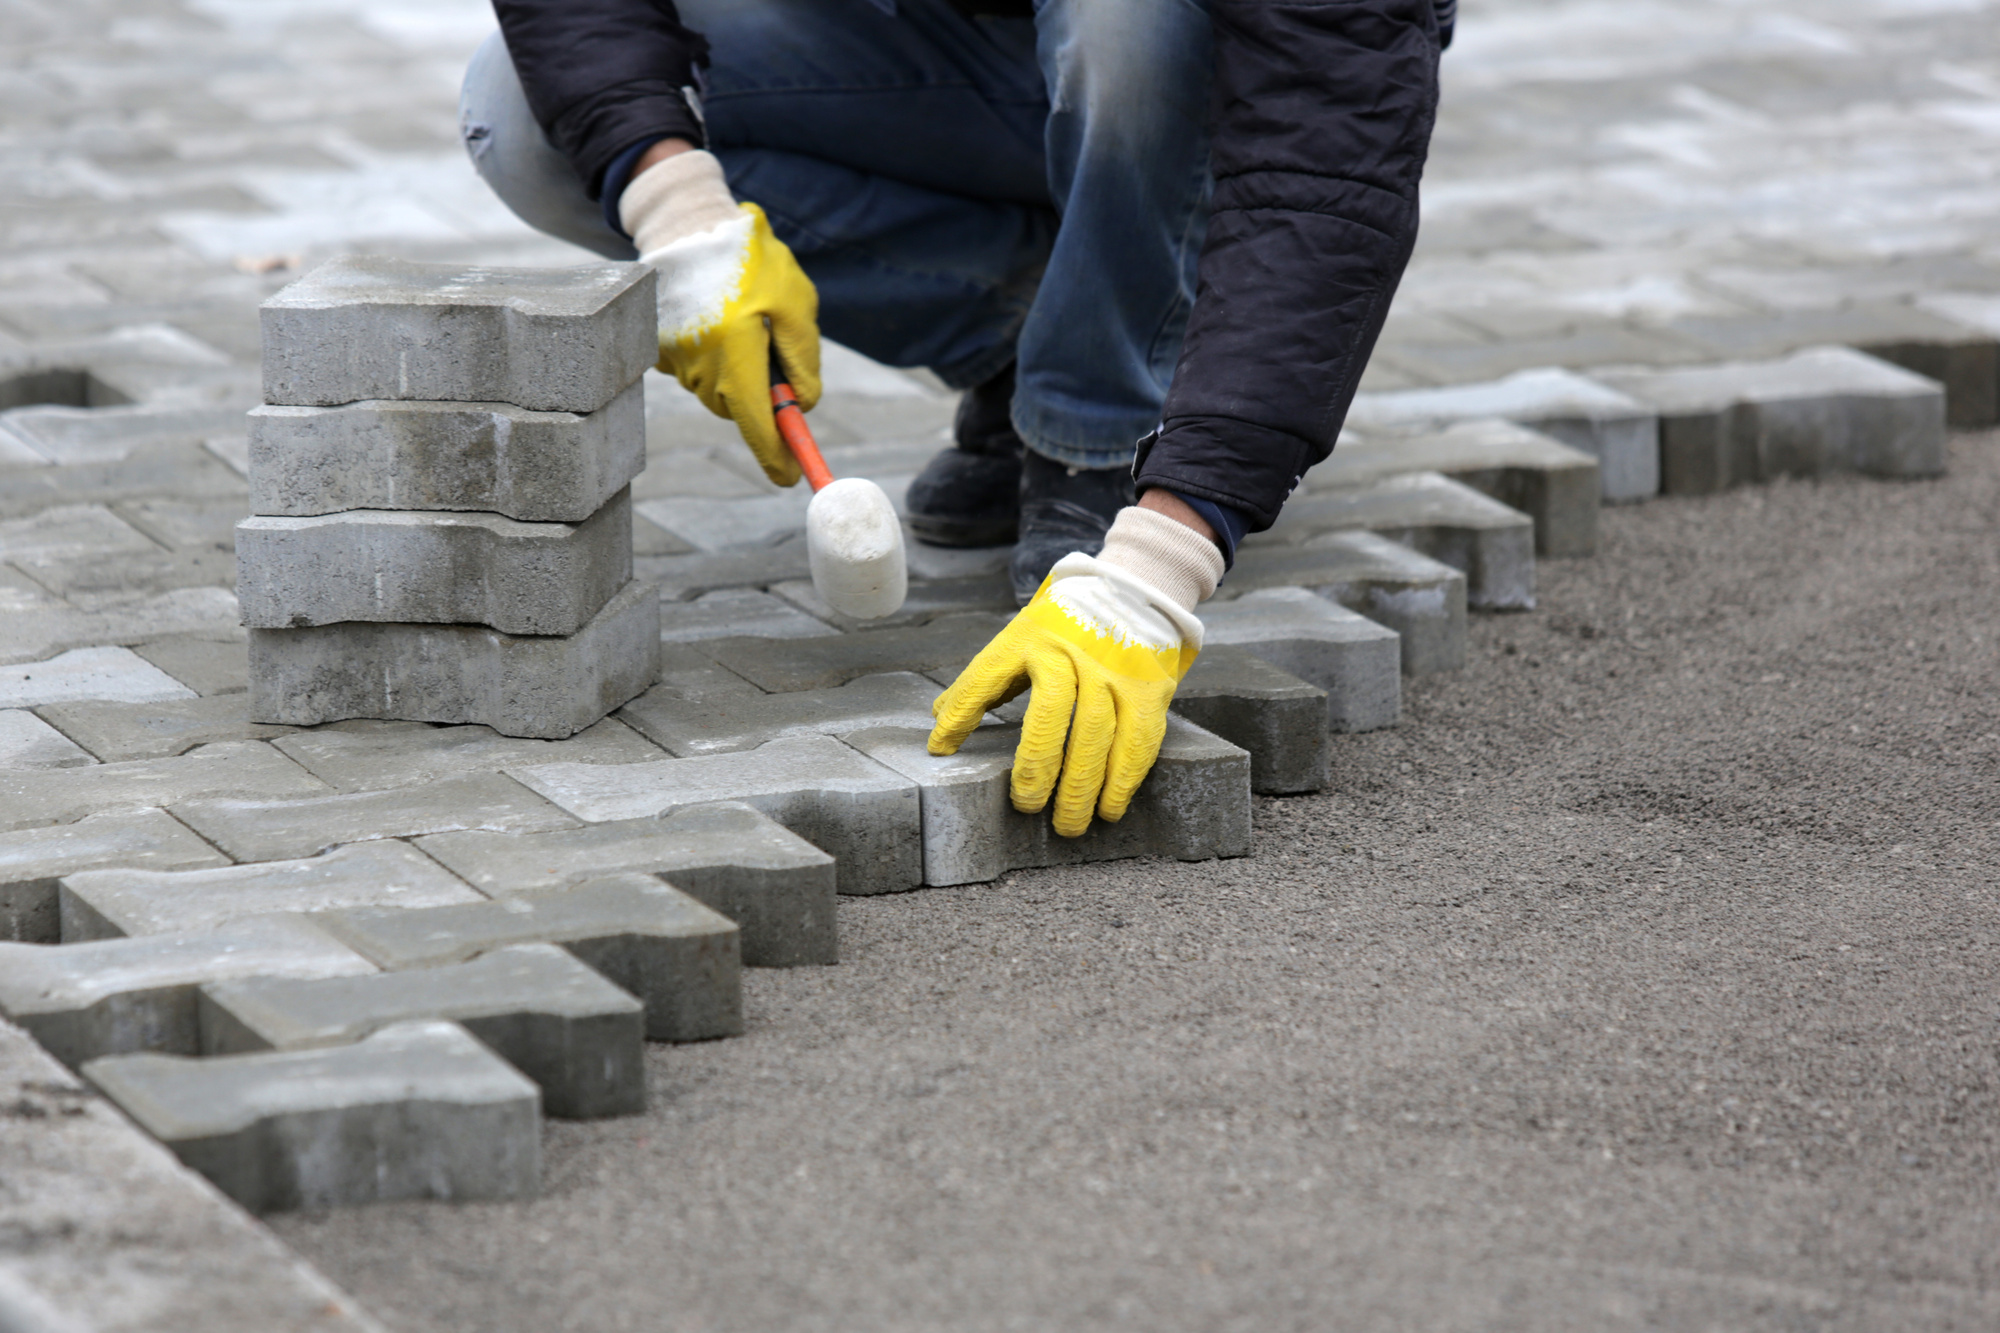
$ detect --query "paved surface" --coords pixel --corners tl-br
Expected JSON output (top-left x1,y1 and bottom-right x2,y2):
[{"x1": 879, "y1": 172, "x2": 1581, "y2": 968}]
[{"x1": 4, "y1": 0, "x2": 2000, "y2": 1328}]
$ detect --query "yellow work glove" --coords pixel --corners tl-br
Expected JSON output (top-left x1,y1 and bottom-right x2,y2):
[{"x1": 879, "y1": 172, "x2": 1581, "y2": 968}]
[
  {"x1": 929, "y1": 505, "x2": 1226, "y2": 837},
  {"x1": 621, "y1": 149, "x2": 820, "y2": 487}
]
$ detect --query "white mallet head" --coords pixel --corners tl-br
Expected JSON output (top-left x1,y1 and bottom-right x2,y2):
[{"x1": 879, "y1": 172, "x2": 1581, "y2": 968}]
[{"x1": 806, "y1": 476, "x2": 907, "y2": 620}]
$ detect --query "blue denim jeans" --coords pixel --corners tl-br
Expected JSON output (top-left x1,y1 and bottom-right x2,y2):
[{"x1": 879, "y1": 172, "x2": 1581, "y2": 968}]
[{"x1": 461, "y1": 0, "x2": 1212, "y2": 469}]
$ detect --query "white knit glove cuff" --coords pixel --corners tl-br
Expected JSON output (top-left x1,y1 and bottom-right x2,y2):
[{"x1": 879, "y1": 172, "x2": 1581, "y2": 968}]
[
  {"x1": 1095, "y1": 505, "x2": 1226, "y2": 612},
  {"x1": 618, "y1": 149, "x2": 741, "y2": 258}
]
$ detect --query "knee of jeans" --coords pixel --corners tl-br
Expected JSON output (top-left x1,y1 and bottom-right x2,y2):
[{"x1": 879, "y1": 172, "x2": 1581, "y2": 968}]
[
  {"x1": 1038, "y1": 0, "x2": 1212, "y2": 131},
  {"x1": 459, "y1": 31, "x2": 514, "y2": 163}
]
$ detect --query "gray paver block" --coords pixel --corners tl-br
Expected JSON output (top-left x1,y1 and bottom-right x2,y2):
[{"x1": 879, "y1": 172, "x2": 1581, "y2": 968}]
[
  {"x1": 846, "y1": 717, "x2": 1251, "y2": 887},
  {"x1": 314, "y1": 876, "x2": 742, "y2": 1042},
  {"x1": 1594, "y1": 346, "x2": 1948, "y2": 494},
  {"x1": 1198, "y1": 588, "x2": 1402, "y2": 733},
  {"x1": 1347, "y1": 368, "x2": 1660, "y2": 501},
  {"x1": 0, "y1": 916, "x2": 375, "y2": 1069},
  {"x1": 0, "y1": 740, "x2": 329, "y2": 834},
  {"x1": 199, "y1": 944, "x2": 645, "y2": 1119},
  {"x1": 247, "y1": 578, "x2": 660, "y2": 739},
  {"x1": 771, "y1": 572, "x2": 1017, "y2": 632},
  {"x1": 703, "y1": 613, "x2": 1008, "y2": 694},
  {"x1": 0, "y1": 810, "x2": 231, "y2": 944},
  {"x1": 0, "y1": 504, "x2": 155, "y2": 562},
  {"x1": 514, "y1": 735, "x2": 923, "y2": 896},
  {"x1": 261, "y1": 257, "x2": 656, "y2": 414},
  {"x1": 0, "y1": 1018, "x2": 389, "y2": 1332},
  {"x1": 132, "y1": 632, "x2": 249, "y2": 696},
  {"x1": 35, "y1": 693, "x2": 292, "y2": 761},
  {"x1": 0, "y1": 709, "x2": 96, "y2": 768},
  {"x1": 1224, "y1": 532, "x2": 1468, "y2": 675},
  {"x1": 1256, "y1": 471, "x2": 1535, "y2": 611},
  {"x1": 640, "y1": 534, "x2": 815, "y2": 601},
  {"x1": 172, "y1": 772, "x2": 579, "y2": 863},
  {"x1": 637, "y1": 487, "x2": 811, "y2": 553},
  {"x1": 418, "y1": 802, "x2": 838, "y2": 967},
  {"x1": 619, "y1": 670, "x2": 939, "y2": 757},
  {"x1": 248, "y1": 380, "x2": 645, "y2": 522},
  {"x1": 83, "y1": 1021, "x2": 541, "y2": 1213},
  {"x1": 1317, "y1": 419, "x2": 1600, "y2": 557},
  {"x1": 0, "y1": 645, "x2": 196, "y2": 707},
  {"x1": 273, "y1": 717, "x2": 662, "y2": 792},
  {"x1": 60, "y1": 840, "x2": 482, "y2": 943},
  {"x1": 237, "y1": 490, "x2": 632, "y2": 636},
  {"x1": 1170, "y1": 647, "x2": 1330, "y2": 795},
  {"x1": 658, "y1": 587, "x2": 839, "y2": 643}
]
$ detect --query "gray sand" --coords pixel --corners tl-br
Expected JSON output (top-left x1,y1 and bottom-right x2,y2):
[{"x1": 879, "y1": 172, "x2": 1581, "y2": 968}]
[{"x1": 276, "y1": 430, "x2": 2000, "y2": 1332}]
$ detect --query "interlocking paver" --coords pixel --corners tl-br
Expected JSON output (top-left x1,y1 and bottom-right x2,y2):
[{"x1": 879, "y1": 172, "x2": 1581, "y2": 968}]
[
  {"x1": 131, "y1": 631, "x2": 249, "y2": 695},
  {"x1": 200, "y1": 944, "x2": 646, "y2": 1119},
  {"x1": 1169, "y1": 647, "x2": 1329, "y2": 795},
  {"x1": 0, "y1": 645, "x2": 193, "y2": 708},
  {"x1": 171, "y1": 772, "x2": 579, "y2": 863},
  {"x1": 247, "y1": 577, "x2": 659, "y2": 739},
  {"x1": 637, "y1": 488, "x2": 811, "y2": 553},
  {"x1": 0, "y1": 588, "x2": 245, "y2": 667},
  {"x1": 1224, "y1": 533, "x2": 1468, "y2": 675},
  {"x1": 0, "y1": 809, "x2": 231, "y2": 945},
  {"x1": 618, "y1": 671, "x2": 939, "y2": 757},
  {"x1": 83, "y1": 1021, "x2": 541, "y2": 1212},
  {"x1": 702, "y1": 613, "x2": 1007, "y2": 693},
  {"x1": 0, "y1": 503, "x2": 156, "y2": 562},
  {"x1": 0, "y1": 915, "x2": 375, "y2": 1069},
  {"x1": 770, "y1": 572, "x2": 1018, "y2": 632},
  {"x1": 1594, "y1": 346, "x2": 1948, "y2": 494},
  {"x1": 271, "y1": 717, "x2": 663, "y2": 792},
  {"x1": 60, "y1": 840, "x2": 482, "y2": 943},
  {"x1": 314, "y1": 876, "x2": 741, "y2": 1042},
  {"x1": 0, "y1": 708, "x2": 96, "y2": 769},
  {"x1": 0, "y1": 1018, "x2": 389, "y2": 1332},
  {"x1": 641, "y1": 535, "x2": 815, "y2": 602},
  {"x1": 1346, "y1": 369, "x2": 1660, "y2": 502},
  {"x1": 1313, "y1": 419, "x2": 1600, "y2": 557},
  {"x1": 657, "y1": 587, "x2": 839, "y2": 643},
  {"x1": 418, "y1": 802, "x2": 838, "y2": 967},
  {"x1": 36, "y1": 693, "x2": 293, "y2": 761},
  {"x1": 238, "y1": 492, "x2": 631, "y2": 636},
  {"x1": 261, "y1": 258, "x2": 656, "y2": 414},
  {"x1": 1255, "y1": 471, "x2": 1535, "y2": 611},
  {"x1": 249, "y1": 382, "x2": 644, "y2": 522},
  {"x1": 0, "y1": 739, "x2": 328, "y2": 834},
  {"x1": 515, "y1": 735, "x2": 923, "y2": 896},
  {"x1": 845, "y1": 718, "x2": 1251, "y2": 887},
  {"x1": 1198, "y1": 588, "x2": 1402, "y2": 734}
]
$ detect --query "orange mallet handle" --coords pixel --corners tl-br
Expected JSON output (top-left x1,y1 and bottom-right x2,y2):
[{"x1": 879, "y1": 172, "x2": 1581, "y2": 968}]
[{"x1": 769, "y1": 362, "x2": 834, "y2": 493}]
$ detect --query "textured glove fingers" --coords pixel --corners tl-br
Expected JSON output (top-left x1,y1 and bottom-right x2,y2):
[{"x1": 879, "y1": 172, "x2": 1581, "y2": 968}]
[
  {"x1": 720, "y1": 324, "x2": 801, "y2": 488},
  {"x1": 928, "y1": 636, "x2": 1030, "y2": 757},
  {"x1": 1096, "y1": 685, "x2": 1171, "y2": 823},
  {"x1": 1050, "y1": 672, "x2": 1118, "y2": 837},
  {"x1": 1008, "y1": 650, "x2": 1080, "y2": 815}
]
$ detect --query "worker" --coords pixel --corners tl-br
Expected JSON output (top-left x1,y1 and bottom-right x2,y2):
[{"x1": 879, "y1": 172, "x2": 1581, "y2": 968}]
[{"x1": 463, "y1": 0, "x2": 1449, "y2": 837}]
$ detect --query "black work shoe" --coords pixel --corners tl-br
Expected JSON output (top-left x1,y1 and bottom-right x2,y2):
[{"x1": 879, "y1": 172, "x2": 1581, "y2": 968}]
[
  {"x1": 1009, "y1": 448, "x2": 1135, "y2": 603},
  {"x1": 904, "y1": 364, "x2": 1024, "y2": 548}
]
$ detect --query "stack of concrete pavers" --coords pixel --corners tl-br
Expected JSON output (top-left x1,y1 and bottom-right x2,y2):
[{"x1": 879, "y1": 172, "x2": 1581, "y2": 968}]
[{"x1": 237, "y1": 257, "x2": 663, "y2": 739}]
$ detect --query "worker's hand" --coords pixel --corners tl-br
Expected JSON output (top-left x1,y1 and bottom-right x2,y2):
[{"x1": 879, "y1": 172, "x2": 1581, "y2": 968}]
[
  {"x1": 621, "y1": 149, "x2": 820, "y2": 488},
  {"x1": 928, "y1": 506, "x2": 1226, "y2": 837}
]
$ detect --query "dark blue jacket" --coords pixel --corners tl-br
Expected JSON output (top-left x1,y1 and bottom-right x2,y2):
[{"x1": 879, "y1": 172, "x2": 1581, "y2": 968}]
[{"x1": 492, "y1": 0, "x2": 1446, "y2": 529}]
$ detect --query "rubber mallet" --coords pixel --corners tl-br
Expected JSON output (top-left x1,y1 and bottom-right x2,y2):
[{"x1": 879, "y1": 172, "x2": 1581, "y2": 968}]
[{"x1": 769, "y1": 361, "x2": 908, "y2": 620}]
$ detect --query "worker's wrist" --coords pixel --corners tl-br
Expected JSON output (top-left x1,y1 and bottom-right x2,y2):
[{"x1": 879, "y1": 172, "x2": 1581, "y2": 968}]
[
  {"x1": 1095, "y1": 505, "x2": 1225, "y2": 612},
  {"x1": 619, "y1": 149, "x2": 740, "y2": 259}
]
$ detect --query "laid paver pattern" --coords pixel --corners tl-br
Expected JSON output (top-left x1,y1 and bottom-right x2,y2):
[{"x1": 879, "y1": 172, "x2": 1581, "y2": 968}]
[{"x1": 3, "y1": 0, "x2": 1999, "y2": 1329}]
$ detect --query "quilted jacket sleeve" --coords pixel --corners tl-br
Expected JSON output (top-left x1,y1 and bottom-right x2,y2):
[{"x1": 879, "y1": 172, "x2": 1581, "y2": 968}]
[
  {"x1": 1133, "y1": 0, "x2": 1443, "y2": 529},
  {"x1": 491, "y1": 0, "x2": 709, "y2": 198}
]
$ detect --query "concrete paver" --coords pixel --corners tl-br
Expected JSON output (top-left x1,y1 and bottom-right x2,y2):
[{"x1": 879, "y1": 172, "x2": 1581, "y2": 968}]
[
  {"x1": 0, "y1": 810, "x2": 232, "y2": 945},
  {"x1": 0, "y1": 739, "x2": 329, "y2": 834},
  {"x1": 37, "y1": 692, "x2": 294, "y2": 760},
  {"x1": 314, "y1": 876, "x2": 743, "y2": 1043},
  {"x1": 200, "y1": 944, "x2": 647, "y2": 1119},
  {"x1": 1225, "y1": 533, "x2": 1469, "y2": 676},
  {"x1": 84, "y1": 1021, "x2": 542, "y2": 1213},
  {"x1": 171, "y1": 772, "x2": 579, "y2": 862},
  {"x1": 1170, "y1": 647, "x2": 1330, "y2": 795}
]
